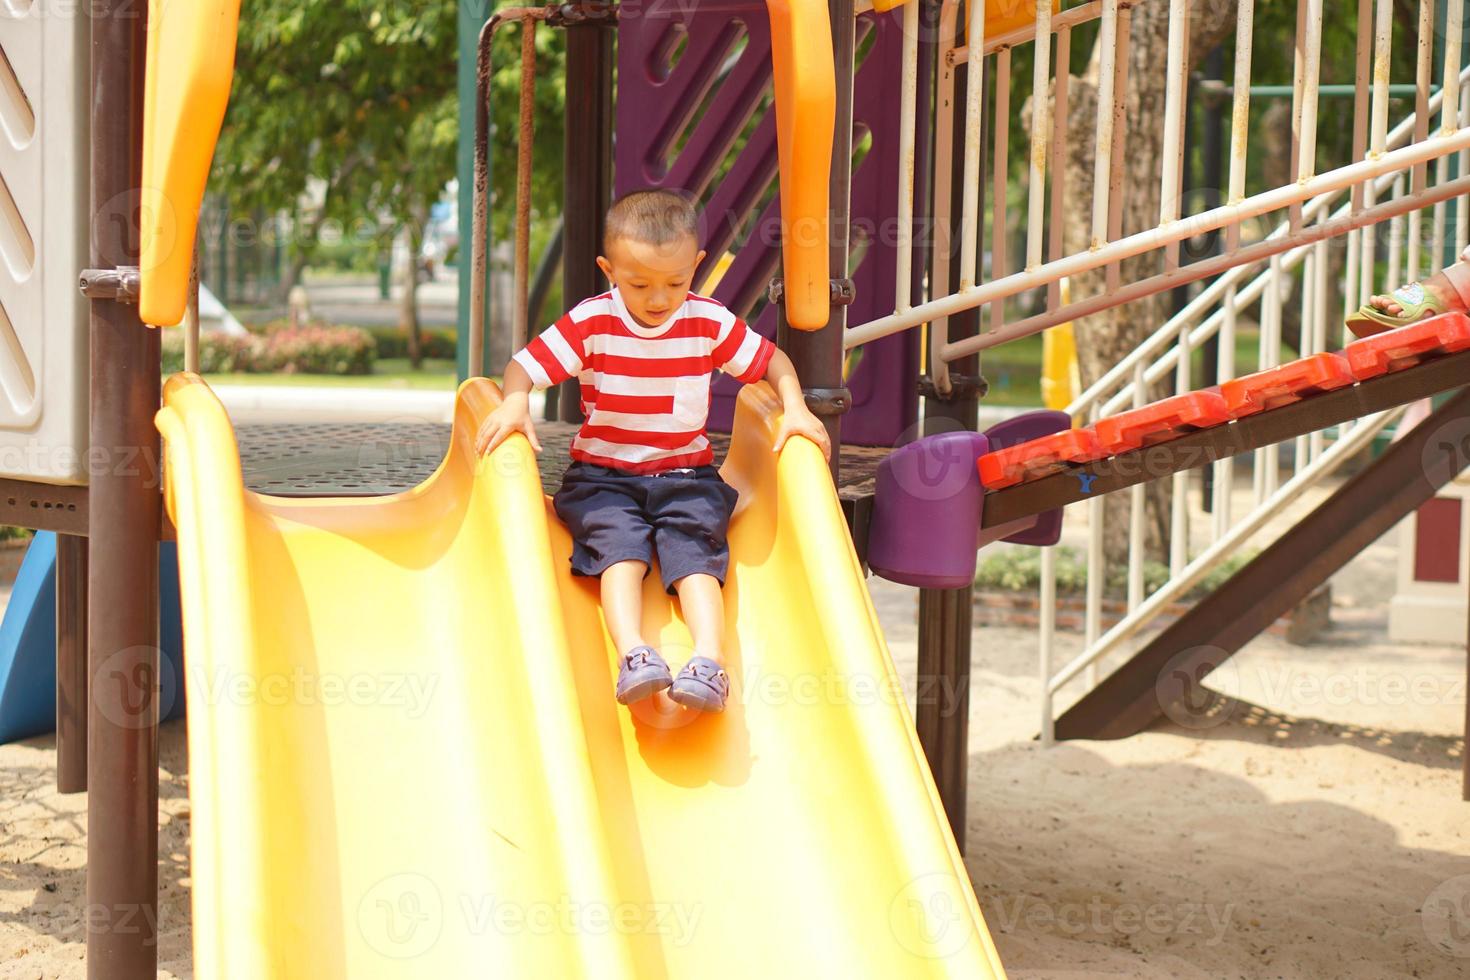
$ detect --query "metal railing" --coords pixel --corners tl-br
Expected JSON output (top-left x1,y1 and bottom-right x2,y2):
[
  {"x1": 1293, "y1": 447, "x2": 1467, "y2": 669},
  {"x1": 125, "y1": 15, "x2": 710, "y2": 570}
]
[{"x1": 842, "y1": 0, "x2": 1470, "y2": 739}]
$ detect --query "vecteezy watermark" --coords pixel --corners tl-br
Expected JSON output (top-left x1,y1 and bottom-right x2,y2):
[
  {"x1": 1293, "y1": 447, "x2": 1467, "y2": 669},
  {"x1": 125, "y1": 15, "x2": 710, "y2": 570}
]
[
  {"x1": 356, "y1": 873, "x2": 702, "y2": 958},
  {"x1": 80, "y1": 902, "x2": 159, "y2": 944},
  {"x1": 1423, "y1": 875, "x2": 1470, "y2": 958},
  {"x1": 458, "y1": 894, "x2": 701, "y2": 946},
  {"x1": 889, "y1": 873, "x2": 976, "y2": 959},
  {"x1": 193, "y1": 665, "x2": 440, "y2": 719},
  {"x1": 1155, "y1": 645, "x2": 1239, "y2": 731},
  {"x1": 358, "y1": 873, "x2": 444, "y2": 960},
  {"x1": 1249, "y1": 666, "x2": 1464, "y2": 709},
  {"x1": 91, "y1": 645, "x2": 180, "y2": 730},
  {"x1": 1422, "y1": 417, "x2": 1470, "y2": 484},
  {"x1": 991, "y1": 895, "x2": 1236, "y2": 946},
  {"x1": 94, "y1": 654, "x2": 440, "y2": 729}
]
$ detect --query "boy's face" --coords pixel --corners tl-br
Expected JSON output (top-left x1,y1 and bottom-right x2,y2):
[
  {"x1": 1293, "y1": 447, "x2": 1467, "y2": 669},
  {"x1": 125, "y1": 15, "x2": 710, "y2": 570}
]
[{"x1": 597, "y1": 235, "x2": 706, "y2": 329}]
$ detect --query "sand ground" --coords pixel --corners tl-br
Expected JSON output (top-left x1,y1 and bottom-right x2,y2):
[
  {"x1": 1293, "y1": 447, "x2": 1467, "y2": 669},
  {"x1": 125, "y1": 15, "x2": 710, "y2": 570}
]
[{"x1": 1, "y1": 530, "x2": 1467, "y2": 978}]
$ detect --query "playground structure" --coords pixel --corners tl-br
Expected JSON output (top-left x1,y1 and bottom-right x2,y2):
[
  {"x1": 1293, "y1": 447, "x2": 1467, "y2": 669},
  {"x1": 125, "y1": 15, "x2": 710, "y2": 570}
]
[{"x1": 0, "y1": 0, "x2": 1462, "y2": 975}]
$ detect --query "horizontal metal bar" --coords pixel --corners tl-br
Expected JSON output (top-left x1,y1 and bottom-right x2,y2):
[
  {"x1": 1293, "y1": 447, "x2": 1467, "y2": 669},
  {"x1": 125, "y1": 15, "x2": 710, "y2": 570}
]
[
  {"x1": 982, "y1": 347, "x2": 1470, "y2": 527},
  {"x1": 79, "y1": 267, "x2": 141, "y2": 303},
  {"x1": 1201, "y1": 82, "x2": 1436, "y2": 99}
]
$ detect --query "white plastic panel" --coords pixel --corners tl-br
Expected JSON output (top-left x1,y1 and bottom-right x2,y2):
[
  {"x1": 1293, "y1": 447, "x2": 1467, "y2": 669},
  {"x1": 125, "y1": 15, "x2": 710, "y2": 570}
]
[{"x1": 0, "y1": 2, "x2": 88, "y2": 485}]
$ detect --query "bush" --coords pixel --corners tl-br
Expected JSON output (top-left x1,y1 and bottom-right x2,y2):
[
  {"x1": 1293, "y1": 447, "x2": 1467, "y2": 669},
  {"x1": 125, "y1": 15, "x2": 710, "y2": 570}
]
[
  {"x1": 974, "y1": 545, "x2": 1258, "y2": 600},
  {"x1": 364, "y1": 326, "x2": 458, "y2": 361},
  {"x1": 161, "y1": 332, "x2": 266, "y2": 375},
  {"x1": 261, "y1": 324, "x2": 375, "y2": 375},
  {"x1": 161, "y1": 324, "x2": 376, "y2": 376}
]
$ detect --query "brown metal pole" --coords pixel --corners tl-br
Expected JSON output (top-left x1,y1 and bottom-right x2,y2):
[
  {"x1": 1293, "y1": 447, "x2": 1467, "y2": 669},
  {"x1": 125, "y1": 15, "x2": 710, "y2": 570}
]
[
  {"x1": 1464, "y1": 524, "x2": 1469, "y2": 801},
  {"x1": 513, "y1": 17, "x2": 537, "y2": 352},
  {"x1": 558, "y1": 2, "x2": 614, "y2": 424},
  {"x1": 916, "y1": 21, "x2": 985, "y2": 851},
  {"x1": 56, "y1": 533, "x2": 88, "y2": 794},
  {"x1": 471, "y1": 14, "x2": 500, "y2": 380},
  {"x1": 779, "y1": 0, "x2": 856, "y2": 482},
  {"x1": 87, "y1": 1, "x2": 161, "y2": 975}
]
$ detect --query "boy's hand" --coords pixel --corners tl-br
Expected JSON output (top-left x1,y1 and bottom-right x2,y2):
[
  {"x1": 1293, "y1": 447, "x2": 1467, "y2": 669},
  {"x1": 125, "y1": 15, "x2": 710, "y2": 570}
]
[
  {"x1": 476, "y1": 396, "x2": 543, "y2": 456},
  {"x1": 773, "y1": 404, "x2": 832, "y2": 461}
]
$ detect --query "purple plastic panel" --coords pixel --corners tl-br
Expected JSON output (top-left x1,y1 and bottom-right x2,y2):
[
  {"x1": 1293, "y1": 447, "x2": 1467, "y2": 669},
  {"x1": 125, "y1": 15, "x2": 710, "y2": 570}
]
[
  {"x1": 982, "y1": 411, "x2": 1071, "y2": 547},
  {"x1": 614, "y1": 4, "x2": 918, "y2": 446},
  {"x1": 868, "y1": 431, "x2": 989, "y2": 588}
]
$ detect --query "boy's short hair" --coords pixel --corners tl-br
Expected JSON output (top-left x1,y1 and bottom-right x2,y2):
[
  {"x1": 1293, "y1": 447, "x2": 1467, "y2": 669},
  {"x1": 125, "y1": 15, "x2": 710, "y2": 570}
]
[{"x1": 604, "y1": 189, "x2": 701, "y2": 253}]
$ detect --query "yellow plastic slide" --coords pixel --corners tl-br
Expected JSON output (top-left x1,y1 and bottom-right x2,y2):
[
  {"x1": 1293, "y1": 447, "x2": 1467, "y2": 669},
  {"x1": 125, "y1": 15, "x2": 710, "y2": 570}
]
[{"x1": 157, "y1": 373, "x2": 1005, "y2": 978}]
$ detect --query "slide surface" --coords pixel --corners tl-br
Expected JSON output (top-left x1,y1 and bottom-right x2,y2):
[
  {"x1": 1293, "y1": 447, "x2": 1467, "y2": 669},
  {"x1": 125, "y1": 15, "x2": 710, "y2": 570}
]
[{"x1": 157, "y1": 373, "x2": 1004, "y2": 978}]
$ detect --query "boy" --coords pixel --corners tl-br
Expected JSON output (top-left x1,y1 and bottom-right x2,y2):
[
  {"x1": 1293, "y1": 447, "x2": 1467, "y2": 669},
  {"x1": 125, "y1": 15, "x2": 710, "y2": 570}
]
[{"x1": 476, "y1": 190, "x2": 831, "y2": 713}]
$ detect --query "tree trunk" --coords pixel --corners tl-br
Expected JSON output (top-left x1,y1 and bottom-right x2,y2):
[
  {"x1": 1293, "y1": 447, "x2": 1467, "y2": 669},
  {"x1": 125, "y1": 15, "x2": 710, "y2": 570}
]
[
  {"x1": 400, "y1": 239, "x2": 422, "y2": 368},
  {"x1": 1051, "y1": 0, "x2": 1238, "y2": 563},
  {"x1": 400, "y1": 211, "x2": 432, "y2": 369}
]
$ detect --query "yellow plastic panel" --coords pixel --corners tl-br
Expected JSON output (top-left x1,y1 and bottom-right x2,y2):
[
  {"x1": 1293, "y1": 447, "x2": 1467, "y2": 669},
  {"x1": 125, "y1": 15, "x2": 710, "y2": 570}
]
[
  {"x1": 764, "y1": 0, "x2": 835, "y2": 331},
  {"x1": 871, "y1": 0, "x2": 1058, "y2": 38},
  {"x1": 140, "y1": 0, "x2": 241, "y2": 327},
  {"x1": 158, "y1": 373, "x2": 1005, "y2": 977}
]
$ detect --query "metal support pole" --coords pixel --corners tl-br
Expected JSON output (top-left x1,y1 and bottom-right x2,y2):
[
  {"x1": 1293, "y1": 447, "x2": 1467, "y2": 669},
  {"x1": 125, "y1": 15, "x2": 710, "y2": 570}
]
[
  {"x1": 1200, "y1": 47, "x2": 1225, "y2": 514},
  {"x1": 56, "y1": 533, "x2": 87, "y2": 794},
  {"x1": 916, "y1": 40, "x2": 984, "y2": 851},
  {"x1": 87, "y1": 1, "x2": 160, "y2": 975},
  {"x1": 559, "y1": 3, "x2": 615, "y2": 424}
]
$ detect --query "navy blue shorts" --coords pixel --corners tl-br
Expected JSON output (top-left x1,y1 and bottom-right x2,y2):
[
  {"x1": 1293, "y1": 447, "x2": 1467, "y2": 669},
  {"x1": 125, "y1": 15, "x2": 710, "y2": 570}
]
[{"x1": 552, "y1": 462, "x2": 741, "y2": 594}]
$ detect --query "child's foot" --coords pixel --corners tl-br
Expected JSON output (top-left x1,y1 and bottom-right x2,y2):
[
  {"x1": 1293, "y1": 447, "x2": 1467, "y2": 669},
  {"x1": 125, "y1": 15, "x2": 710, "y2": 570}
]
[
  {"x1": 668, "y1": 656, "x2": 729, "y2": 713},
  {"x1": 1347, "y1": 246, "x2": 1470, "y2": 338},
  {"x1": 616, "y1": 646, "x2": 673, "y2": 705}
]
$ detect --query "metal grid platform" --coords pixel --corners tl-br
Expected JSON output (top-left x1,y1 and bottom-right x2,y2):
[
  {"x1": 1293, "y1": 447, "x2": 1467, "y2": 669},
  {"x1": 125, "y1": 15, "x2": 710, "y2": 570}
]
[{"x1": 235, "y1": 421, "x2": 892, "y2": 501}]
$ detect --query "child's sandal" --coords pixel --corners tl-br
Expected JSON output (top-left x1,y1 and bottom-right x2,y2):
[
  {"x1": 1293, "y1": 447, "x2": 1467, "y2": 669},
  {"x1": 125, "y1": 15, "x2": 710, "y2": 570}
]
[
  {"x1": 669, "y1": 656, "x2": 729, "y2": 713},
  {"x1": 1345, "y1": 282, "x2": 1452, "y2": 338},
  {"x1": 616, "y1": 646, "x2": 673, "y2": 704},
  {"x1": 1346, "y1": 246, "x2": 1470, "y2": 338}
]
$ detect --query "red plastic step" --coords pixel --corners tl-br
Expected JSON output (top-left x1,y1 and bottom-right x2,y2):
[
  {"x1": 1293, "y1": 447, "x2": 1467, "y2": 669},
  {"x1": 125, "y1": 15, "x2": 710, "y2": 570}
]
[
  {"x1": 1090, "y1": 390, "x2": 1232, "y2": 455},
  {"x1": 977, "y1": 428, "x2": 1102, "y2": 489},
  {"x1": 1343, "y1": 311, "x2": 1470, "y2": 379},
  {"x1": 1220, "y1": 352, "x2": 1357, "y2": 418}
]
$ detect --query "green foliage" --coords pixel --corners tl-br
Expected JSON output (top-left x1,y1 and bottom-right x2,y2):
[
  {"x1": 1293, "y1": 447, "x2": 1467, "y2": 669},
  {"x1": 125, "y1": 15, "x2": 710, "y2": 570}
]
[
  {"x1": 212, "y1": 1, "x2": 461, "y2": 267},
  {"x1": 162, "y1": 325, "x2": 377, "y2": 376},
  {"x1": 975, "y1": 545, "x2": 1260, "y2": 600},
  {"x1": 485, "y1": 23, "x2": 566, "y2": 243},
  {"x1": 362, "y1": 325, "x2": 458, "y2": 360}
]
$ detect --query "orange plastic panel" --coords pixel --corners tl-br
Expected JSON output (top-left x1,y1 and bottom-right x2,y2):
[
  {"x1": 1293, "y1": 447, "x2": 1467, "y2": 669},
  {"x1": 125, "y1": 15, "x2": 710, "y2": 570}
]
[
  {"x1": 1220, "y1": 352, "x2": 1357, "y2": 418},
  {"x1": 1342, "y1": 311, "x2": 1470, "y2": 380},
  {"x1": 872, "y1": 0, "x2": 1059, "y2": 39},
  {"x1": 1091, "y1": 390, "x2": 1231, "y2": 456},
  {"x1": 139, "y1": 0, "x2": 241, "y2": 327},
  {"x1": 765, "y1": 0, "x2": 834, "y2": 330},
  {"x1": 977, "y1": 428, "x2": 1102, "y2": 490}
]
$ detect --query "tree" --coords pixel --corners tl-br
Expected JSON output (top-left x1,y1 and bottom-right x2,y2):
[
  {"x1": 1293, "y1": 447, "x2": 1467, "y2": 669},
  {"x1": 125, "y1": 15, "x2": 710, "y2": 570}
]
[
  {"x1": 212, "y1": 0, "x2": 459, "y2": 364},
  {"x1": 1049, "y1": 1, "x2": 1239, "y2": 560}
]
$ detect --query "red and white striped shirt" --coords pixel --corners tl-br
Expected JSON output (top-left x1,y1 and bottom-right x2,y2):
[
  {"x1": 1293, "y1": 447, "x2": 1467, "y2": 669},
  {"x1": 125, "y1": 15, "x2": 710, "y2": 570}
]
[{"x1": 512, "y1": 289, "x2": 776, "y2": 473}]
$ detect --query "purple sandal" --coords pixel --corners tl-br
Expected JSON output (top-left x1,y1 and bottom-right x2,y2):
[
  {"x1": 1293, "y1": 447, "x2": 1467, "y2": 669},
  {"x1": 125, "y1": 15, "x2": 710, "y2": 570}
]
[
  {"x1": 669, "y1": 656, "x2": 729, "y2": 713},
  {"x1": 616, "y1": 646, "x2": 672, "y2": 704}
]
